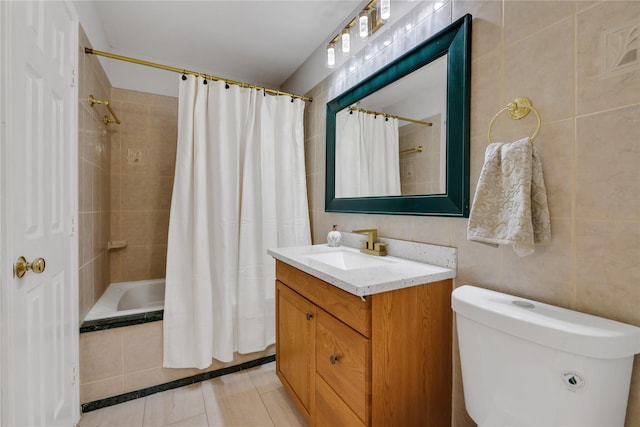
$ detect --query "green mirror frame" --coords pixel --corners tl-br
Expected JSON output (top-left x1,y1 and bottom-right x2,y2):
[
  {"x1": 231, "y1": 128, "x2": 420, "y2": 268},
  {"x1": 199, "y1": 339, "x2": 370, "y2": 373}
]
[{"x1": 325, "y1": 14, "x2": 471, "y2": 217}]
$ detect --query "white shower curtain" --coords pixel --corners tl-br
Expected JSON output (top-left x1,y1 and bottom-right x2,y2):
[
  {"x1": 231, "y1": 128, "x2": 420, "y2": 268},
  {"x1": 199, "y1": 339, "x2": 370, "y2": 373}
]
[
  {"x1": 335, "y1": 110, "x2": 401, "y2": 198},
  {"x1": 163, "y1": 76, "x2": 311, "y2": 369}
]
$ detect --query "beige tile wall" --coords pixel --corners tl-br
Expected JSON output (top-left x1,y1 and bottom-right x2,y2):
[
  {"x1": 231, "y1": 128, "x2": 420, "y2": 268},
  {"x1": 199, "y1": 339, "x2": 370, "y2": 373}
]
[
  {"x1": 109, "y1": 88, "x2": 178, "y2": 283},
  {"x1": 302, "y1": 2, "x2": 640, "y2": 426},
  {"x1": 78, "y1": 27, "x2": 112, "y2": 322},
  {"x1": 79, "y1": 321, "x2": 275, "y2": 404}
]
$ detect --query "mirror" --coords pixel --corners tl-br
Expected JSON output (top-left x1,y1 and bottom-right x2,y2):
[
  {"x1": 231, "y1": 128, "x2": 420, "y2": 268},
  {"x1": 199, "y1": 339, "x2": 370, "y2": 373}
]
[{"x1": 325, "y1": 14, "x2": 471, "y2": 216}]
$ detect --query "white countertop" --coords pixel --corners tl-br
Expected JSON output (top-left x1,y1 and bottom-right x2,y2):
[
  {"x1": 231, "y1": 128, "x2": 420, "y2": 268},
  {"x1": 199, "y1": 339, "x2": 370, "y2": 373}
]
[{"x1": 268, "y1": 244, "x2": 455, "y2": 297}]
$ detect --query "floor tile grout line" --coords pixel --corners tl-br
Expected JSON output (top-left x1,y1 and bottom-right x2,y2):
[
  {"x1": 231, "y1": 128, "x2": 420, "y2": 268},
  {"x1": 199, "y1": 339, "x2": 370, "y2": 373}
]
[
  {"x1": 197, "y1": 381, "x2": 208, "y2": 427},
  {"x1": 140, "y1": 395, "x2": 148, "y2": 427},
  {"x1": 255, "y1": 381, "x2": 278, "y2": 427}
]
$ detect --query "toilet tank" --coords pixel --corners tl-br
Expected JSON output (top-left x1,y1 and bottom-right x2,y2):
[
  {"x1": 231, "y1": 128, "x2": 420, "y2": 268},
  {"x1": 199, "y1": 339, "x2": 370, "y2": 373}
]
[{"x1": 452, "y1": 285, "x2": 640, "y2": 427}]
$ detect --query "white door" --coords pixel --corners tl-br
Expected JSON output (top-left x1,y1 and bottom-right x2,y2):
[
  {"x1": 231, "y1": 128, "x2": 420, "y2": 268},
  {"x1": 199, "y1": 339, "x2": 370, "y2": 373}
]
[{"x1": 1, "y1": 1, "x2": 79, "y2": 426}]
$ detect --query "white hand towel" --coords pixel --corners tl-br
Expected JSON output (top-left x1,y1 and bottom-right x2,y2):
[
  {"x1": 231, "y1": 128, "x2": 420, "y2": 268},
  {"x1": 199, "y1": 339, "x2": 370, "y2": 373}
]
[{"x1": 467, "y1": 137, "x2": 551, "y2": 256}]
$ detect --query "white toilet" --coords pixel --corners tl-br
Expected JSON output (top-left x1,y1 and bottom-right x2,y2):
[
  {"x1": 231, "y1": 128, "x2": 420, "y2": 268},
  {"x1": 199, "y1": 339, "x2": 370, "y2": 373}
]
[{"x1": 452, "y1": 285, "x2": 640, "y2": 427}]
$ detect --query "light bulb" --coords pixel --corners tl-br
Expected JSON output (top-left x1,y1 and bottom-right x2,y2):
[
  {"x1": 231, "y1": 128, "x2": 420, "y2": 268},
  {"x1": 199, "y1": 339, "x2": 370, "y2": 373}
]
[
  {"x1": 358, "y1": 10, "x2": 369, "y2": 38},
  {"x1": 327, "y1": 43, "x2": 336, "y2": 68},
  {"x1": 341, "y1": 28, "x2": 350, "y2": 55},
  {"x1": 380, "y1": 0, "x2": 391, "y2": 20}
]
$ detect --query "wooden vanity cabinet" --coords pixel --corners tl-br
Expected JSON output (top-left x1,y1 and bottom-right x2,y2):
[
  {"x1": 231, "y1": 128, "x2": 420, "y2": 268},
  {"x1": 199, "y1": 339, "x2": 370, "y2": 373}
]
[{"x1": 275, "y1": 260, "x2": 452, "y2": 426}]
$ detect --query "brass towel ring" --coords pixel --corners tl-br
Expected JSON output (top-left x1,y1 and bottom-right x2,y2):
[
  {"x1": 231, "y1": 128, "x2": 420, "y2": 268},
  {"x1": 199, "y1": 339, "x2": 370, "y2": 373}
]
[{"x1": 487, "y1": 97, "x2": 541, "y2": 144}]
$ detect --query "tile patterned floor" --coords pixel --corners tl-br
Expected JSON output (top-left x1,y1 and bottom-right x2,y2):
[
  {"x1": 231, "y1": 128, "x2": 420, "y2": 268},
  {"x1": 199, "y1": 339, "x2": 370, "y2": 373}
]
[{"x1": 79, "y1": 362, "x2": 307, "y2": 427}]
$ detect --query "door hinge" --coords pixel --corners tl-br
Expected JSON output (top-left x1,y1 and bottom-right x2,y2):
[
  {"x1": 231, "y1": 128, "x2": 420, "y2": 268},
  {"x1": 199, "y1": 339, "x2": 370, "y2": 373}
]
[
  {"x1": 69, "y1": 215, "x2": 76, "y2": 236},
  {"x1": 70, "y1": 67, "x2": 77, "y2": 87}
]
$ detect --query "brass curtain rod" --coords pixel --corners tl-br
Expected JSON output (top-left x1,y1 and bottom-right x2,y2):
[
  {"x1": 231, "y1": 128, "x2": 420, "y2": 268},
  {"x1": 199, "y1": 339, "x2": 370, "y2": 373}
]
[
  {"x1": 88, "y1": 94, "x2": 121, "y2": 124},
  {"x1": 84, "y1": 48, "x2": 313, "y2": 102},
  {"x1": 348, "y1": 106, "x2": 432, "y2": 126}
]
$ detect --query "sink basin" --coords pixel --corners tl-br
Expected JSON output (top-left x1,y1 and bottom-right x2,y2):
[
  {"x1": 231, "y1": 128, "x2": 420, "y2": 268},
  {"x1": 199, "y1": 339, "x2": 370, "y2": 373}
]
[{"x1": 303, "y1": 249, "x2": 396, "y2": 271}]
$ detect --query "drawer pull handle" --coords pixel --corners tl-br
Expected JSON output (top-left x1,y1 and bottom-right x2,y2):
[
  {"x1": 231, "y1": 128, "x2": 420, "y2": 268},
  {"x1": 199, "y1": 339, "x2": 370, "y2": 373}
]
[
  {"x1": 305, "y1": 312, "x2": 313, "y2": 320},
  {"x1": 329, "y1": 355, "x2": 340, "y2": 365}
]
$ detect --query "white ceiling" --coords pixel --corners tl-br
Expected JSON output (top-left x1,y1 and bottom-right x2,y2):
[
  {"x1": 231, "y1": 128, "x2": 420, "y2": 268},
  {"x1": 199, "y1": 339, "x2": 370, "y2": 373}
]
[{"x1": 86, "y1": 1, "x2": 366, "y2": 95}]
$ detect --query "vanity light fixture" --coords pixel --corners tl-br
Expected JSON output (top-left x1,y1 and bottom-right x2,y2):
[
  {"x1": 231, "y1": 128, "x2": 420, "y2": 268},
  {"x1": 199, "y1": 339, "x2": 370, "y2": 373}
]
[
  {"x1": 341, "y1": 28, "x2": 351, "y2": 55},
  {"x1": 380, "y1": 0, "x2": 391, "y2": 20},
  {"x1": 358, "y1": 10, "x2": 370, "y2": 38},
  {"x1": 327, "y1": 43, "x2": 336, "y2": 68},
  {"x1": 325, "y1": 0, "x2": 386, "y2": 68}
]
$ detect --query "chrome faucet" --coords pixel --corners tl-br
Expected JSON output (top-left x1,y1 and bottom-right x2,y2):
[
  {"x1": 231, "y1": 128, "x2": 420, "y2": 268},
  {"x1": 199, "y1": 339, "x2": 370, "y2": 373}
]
[{"x1": 352, "y1": 228, "x2": 387, "y2": 256}]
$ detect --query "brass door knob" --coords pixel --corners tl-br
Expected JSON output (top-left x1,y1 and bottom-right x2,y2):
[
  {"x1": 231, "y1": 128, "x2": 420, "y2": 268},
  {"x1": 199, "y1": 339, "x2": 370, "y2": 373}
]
[{"x1": 15, "y1": 256, "x2": 46, "y2": 278}]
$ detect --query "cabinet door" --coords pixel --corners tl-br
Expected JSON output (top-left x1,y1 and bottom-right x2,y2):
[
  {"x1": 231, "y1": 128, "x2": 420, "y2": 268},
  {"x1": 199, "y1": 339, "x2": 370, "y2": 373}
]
[{"x1": 276, "y1": 281, "x2": 316, "y2": 423}]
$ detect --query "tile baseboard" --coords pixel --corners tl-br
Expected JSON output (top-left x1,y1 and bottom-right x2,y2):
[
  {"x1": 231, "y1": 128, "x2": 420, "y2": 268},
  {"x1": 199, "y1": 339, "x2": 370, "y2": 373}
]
[{"x1": 81, "y1": 355, "x2": 276, "y2": 413}]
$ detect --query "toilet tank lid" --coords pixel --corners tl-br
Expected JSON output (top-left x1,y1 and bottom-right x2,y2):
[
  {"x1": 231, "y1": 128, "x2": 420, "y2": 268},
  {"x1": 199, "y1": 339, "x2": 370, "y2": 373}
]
[{"x1": 452, "y1": 285, "x2": 640, "y2": 359}]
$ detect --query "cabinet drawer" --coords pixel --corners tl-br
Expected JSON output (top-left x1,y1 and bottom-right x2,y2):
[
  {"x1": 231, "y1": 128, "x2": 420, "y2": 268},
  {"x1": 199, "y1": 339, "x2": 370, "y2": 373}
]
[
  {"x1": 316, "y1": 308, "x2": 370, "y2": 424},
  {"x1": 276, "y1": 260, "x2": 371, "y2": 337},
  {"x1": 316, "y1": 374, "x2": 366, "y2": 427}
]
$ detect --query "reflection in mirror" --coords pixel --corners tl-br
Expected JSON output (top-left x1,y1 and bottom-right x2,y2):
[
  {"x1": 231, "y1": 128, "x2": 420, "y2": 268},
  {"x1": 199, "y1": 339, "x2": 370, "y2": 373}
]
[
  {"x1": 400, "y1": 112, "x2": 444, "y2": 195},
  {"x1": 334, "y1": 55, "x2": 448, "y2": 198},
  {"x1": 335, "y1": 109, "x2": 401, "y2": 198},
  {"x1": 325, "y1": 14, "x2": 471, "y2": 217}
]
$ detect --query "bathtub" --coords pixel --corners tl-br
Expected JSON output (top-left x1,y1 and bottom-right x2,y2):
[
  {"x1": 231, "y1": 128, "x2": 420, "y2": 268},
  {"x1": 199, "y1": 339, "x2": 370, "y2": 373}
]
[{"x1": 84, "y1": 279, "x2": 165, "y2": 321}]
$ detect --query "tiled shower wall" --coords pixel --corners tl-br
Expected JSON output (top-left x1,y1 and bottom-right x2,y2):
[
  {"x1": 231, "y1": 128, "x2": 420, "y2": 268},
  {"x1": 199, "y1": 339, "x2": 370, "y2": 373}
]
[
  {"x1": 299, "y1": 1, "x2": 640, "y2": 426},
  {"x1": 78, "y1": 26, "x2": 178, "y2": 317},
  {"x1": 109, "y1": 88, "x2": 177, "y2": 283},
  {"x1": 78, "y1": 27, "x2": 112, "y2": 322}
]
